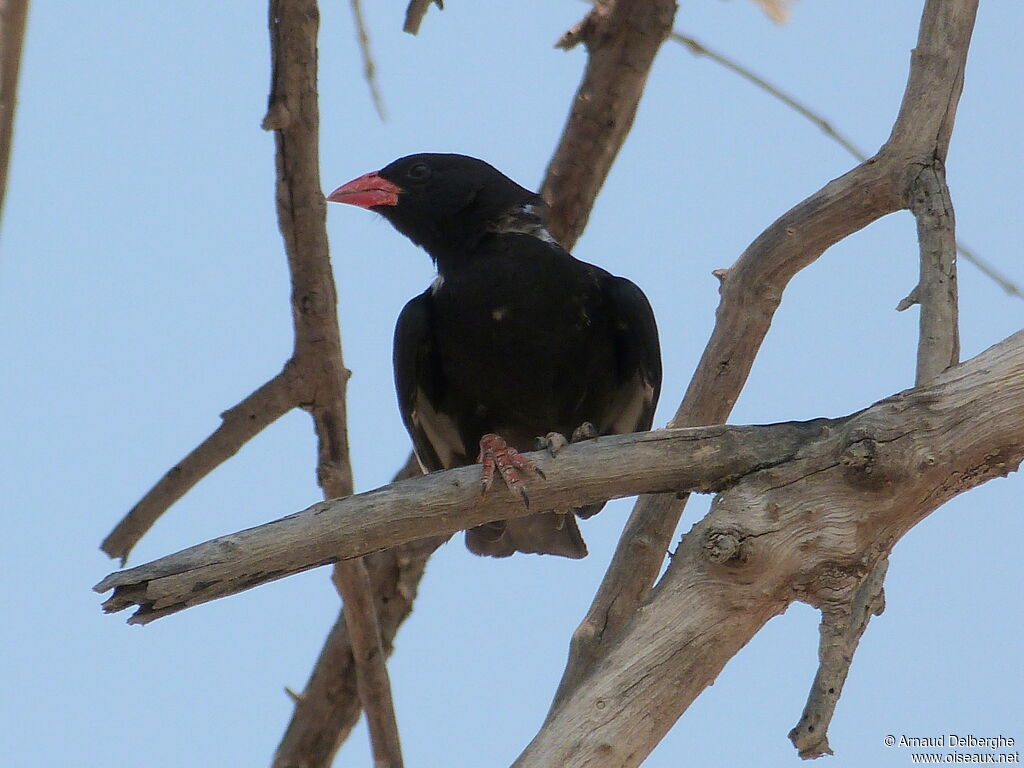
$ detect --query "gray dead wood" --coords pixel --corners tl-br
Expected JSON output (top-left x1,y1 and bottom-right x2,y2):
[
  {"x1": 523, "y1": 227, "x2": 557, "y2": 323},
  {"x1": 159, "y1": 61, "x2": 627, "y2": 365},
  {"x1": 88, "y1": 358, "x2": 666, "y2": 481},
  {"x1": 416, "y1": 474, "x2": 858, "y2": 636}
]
[
  {"x1": 403, "y1": 0, "x2": 440, "y2": 35},
  {"x1": 789, "y1": 2, "x2": 971, "y2": 756},
  {"x1": 95, "y1": 421, "x2": 818, "y2": 621},
  {"x1": 511, "y1": 327, "x2": 1024, "y2": 768},
  {"x1": 264, "y1": 1, "x2": 404, "y2": 765},
  {"x1": 276, "y1": 1, "x2": 681, "y2": 760},
  {"x1": 272, "y1": 456, "x2": 443, "y2": 768},
  {"x1": 547, "y1": 0, "x2": 982, "y2": 724},
  {"x1": 0, "y1": 0, "x2": 27, "y2": 231}
]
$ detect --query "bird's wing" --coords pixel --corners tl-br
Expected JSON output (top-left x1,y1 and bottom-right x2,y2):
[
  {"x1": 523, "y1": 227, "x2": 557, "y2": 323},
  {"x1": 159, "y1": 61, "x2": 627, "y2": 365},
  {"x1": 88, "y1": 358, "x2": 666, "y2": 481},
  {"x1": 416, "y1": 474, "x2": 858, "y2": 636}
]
[
  {"x1": 603, "y1": 274, "x2": 663, "y2": 434},
  {"x1": 393, "y1": 290, "x2": 468, "y2": 473}
]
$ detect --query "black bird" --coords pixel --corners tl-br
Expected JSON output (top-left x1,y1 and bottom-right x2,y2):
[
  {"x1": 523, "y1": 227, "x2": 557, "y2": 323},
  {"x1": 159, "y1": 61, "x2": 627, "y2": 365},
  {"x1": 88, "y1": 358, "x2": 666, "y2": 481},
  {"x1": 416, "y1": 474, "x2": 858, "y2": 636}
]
[{"x1": 327, "y1": 153, "x2": 661, "y2": 558}]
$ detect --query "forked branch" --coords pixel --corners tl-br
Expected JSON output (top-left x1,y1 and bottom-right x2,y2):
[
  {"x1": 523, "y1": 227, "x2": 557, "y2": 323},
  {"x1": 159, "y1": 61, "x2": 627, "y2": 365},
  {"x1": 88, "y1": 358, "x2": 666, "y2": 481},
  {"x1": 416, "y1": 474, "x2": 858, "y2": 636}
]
[
  {"x1": 547, "y1": 0, "x2": 981, "y2": 725},
  {"x1": 512, "y1": 327, "x2": 1022, "y2": 768}
]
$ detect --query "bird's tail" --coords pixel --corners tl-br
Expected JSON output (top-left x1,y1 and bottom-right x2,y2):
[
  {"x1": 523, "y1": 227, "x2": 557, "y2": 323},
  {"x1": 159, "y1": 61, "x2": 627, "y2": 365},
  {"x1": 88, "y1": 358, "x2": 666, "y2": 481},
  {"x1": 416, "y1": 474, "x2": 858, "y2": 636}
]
[{"x1": 465, "y1": 511, "x2": 587, "y2": 559}]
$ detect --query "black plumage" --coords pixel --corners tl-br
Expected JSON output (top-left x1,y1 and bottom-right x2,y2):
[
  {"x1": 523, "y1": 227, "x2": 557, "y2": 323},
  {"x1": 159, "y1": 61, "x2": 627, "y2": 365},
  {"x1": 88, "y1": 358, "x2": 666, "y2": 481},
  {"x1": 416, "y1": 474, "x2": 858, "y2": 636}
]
[{"x1": 327, "y1": 153, "x2": 661, "y2": 558}]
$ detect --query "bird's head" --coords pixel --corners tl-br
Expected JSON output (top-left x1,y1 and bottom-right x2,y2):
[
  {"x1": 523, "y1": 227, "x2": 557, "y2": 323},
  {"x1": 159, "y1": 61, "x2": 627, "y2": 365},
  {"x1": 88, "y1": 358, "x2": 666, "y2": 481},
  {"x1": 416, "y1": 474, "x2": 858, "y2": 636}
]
[{"x1": 327, "y1": 153, "x2": 547, "y2": 268}]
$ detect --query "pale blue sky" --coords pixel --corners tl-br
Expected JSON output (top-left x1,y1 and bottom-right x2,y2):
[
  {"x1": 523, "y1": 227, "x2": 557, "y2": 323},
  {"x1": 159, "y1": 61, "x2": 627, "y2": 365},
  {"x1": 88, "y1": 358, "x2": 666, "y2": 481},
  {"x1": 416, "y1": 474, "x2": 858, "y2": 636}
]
[{"x1": 3, "y1": 2, "x2": 1021, "y2": 766}]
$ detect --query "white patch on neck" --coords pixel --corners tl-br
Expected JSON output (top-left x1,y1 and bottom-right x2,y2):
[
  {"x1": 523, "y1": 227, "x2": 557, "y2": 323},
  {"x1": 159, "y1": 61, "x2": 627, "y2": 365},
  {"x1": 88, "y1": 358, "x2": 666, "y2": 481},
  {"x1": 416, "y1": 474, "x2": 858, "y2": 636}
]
[
  {"x1": 490, "y1": 203, "x2": 559, "y2": 246},
  {"x1": 430, "y1": 274, "x2": 445, "y2": 294}
]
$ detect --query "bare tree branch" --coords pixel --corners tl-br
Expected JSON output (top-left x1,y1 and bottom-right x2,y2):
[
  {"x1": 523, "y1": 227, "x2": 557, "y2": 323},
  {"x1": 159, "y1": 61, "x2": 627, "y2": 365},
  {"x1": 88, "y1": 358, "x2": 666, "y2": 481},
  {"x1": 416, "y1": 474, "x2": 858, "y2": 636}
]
[
  {"x1": 96, "y1": 0, "x2": 408, "y2": 762},
  {"x1": 95, "y1": 421, "x2": 823, "y2": 620},
  {"x1": 513, "y1": 327, "x2": 1022, "y2": 768},
  {"x1": 350, "y1": 0, "x2": 386, "y2": 120},
  {"x1": 550, "y1": 98, "x2": 906, "y2": 713},
  {"x1": 403, "y1": 0, "x2": 441, "y2": 36},
  {"x1": 101, "y1": 369, "x2": 298, "y2": 563},
  {"x1": 264, "y1": 0, "x2": 402, "y2": 765},
  {"x1": 789, "y1": 558, "x2": 888, "y2": 758},
  {"x1": 548, "y1": 0, "x2": 981, "y2": 717},
  {"x1": 279, "y1": 2, "x2": 681, "y2": 758},
  {"x1": 792, "y1": 13, "x2": 969, "y2": 751},
  {"x1": 272, "y1": 456, "x2": 441, "y2": 768},
  {"x1": 542, "y1": 0, "x2": 677, "y2": 249},
  {"x1": 911, "y1": 160, "x2": 960, "y2": 383},
  {"x1": 0, "y1": 0, "x2": 27, "y2": 233}
]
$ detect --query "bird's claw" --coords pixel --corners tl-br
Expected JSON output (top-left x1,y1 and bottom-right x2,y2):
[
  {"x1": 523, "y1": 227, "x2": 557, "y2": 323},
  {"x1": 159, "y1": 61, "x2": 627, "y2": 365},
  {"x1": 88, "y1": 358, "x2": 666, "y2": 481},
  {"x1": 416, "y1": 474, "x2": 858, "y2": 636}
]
[
  {"x1": 571, "y1": 421, "x2": 598, "y2": 443},
  {"x1": 536, "y1": 431, "x2": 569, "y2": 457},
  {"x1": 478, "y1": 433, "x2": 543, "y2": 508},
  {"x1": 535, "y1": 422, "x2": 598, "y2": 458}
]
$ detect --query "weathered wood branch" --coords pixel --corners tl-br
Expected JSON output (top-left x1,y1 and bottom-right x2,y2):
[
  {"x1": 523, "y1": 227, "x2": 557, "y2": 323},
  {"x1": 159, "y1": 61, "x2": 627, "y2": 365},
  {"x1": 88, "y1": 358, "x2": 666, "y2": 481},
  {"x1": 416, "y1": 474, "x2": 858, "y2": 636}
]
[
  {"x1": 96, "y1": 325, "x2": 1023, "y2": 633},
  {"x1": 101, "y1": 369, "x2": 299, "y2": 562},
  {"x1": 542, "y1": 0, "x2": 677, "y2": 249},
  {"x1": 789, "y1": 558, "x2": 888, "y2": 758},
  {"x1": 95, "y1": 420, "x2": 820, "y2": 622},
  {"x1": 284, "y1": 2, "x2": 682, "y2": 759},
  {"x1": 790, "y1": 3, "x2": 972, "y2": 756},
  {"x1": 264, "y1": 1, "x2": 403, "y2": 765},
  {"x1": 549, "y1": 0, "x2": 981, "y2": 716},
  {"x1": 512, "y1": 328, "x2": 1024, "y2": 768},
  {"x1": 272, "y1": 455, "x2": 442, "y2": 768},
  {"x1": 0, "y1": 0, "x2": 27, "y2": 231},
  {"x1": 402, "y1": 0, "x2": 440, "y2": 35},
  {"x1": 911, "y1": 159, "x2": 960, "y2": 383}
]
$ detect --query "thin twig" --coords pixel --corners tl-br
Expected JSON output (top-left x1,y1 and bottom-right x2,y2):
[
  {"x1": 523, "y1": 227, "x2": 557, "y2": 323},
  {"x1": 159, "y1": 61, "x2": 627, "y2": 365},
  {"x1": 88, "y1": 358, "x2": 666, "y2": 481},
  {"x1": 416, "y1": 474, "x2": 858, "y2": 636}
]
[
  {"x1": 101, "y1": 369, "x2": 298, "y2": 563},
  {"x1": 910, "y1": 161, "x2": 960, "y2": 383},
  {"x1": 671, "y1": 28, "x2": 1023, "y2": 300},
  {"x1": 350, "y1": 0, "x2": 386, "y2": 120},
  {"x1": 789, "y1": 560, "x2": 888, "y2": 758},
  {"x1": 672, "y1": 30, "x2": 863, "y2": 159},
  {"x1": 0, "y1": 0, "x2": 29, "y2": 235},
  {"x1": 403, "y1": 0, "x2": 440, "y2": 35}
]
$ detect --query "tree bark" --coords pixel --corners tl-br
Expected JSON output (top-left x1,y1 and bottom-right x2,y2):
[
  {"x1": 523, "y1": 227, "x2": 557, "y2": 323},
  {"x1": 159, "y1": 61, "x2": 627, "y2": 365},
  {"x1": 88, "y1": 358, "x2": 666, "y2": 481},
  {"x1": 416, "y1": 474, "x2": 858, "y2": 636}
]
[
  {"x1": 97, "y1": 330, "x2": 1024, "y2": 630},
  {"x1": 512, "y1": 327, "x2": 1022, "y2": 768}
]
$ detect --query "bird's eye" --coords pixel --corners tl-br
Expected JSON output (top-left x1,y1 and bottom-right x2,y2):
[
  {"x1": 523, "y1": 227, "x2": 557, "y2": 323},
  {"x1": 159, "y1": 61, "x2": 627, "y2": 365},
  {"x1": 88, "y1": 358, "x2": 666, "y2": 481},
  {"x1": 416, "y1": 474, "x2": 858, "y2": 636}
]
[{"x1": 407, "y1": 163, "x2": 432, "y2": 182}]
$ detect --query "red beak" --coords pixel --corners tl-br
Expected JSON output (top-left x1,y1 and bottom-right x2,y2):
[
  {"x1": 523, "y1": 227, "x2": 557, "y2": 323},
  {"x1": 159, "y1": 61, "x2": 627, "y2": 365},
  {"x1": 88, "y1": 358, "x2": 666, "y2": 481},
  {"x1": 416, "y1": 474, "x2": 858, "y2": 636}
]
[{"x1": 326, "y1": 171, "x2": 401, "y2": 208}]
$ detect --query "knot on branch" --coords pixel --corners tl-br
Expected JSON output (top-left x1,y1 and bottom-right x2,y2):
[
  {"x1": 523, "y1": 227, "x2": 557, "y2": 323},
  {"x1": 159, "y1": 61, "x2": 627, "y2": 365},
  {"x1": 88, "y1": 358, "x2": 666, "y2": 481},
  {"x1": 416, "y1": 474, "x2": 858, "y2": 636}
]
[
  {"x1": 555, "y1": 3, "x2": 610, "y2": 51},
  {"x1": 805, "y1": 566, "x2": 861, "y2": 606},
  {"x1": 788, "y1": 710, "x2": 835, "y2": 759},
  {"x1": 840, "y1": 434, "x2": 901, "y2": 490},
  {"x1": 798, "y1": 554, "x2": 886, "y2": 615},
  {"x1": 262, "y1": 98, "x2": 292, "y2": 131},
  {"x1": 703, "y1": 529, "x2": 747, "y2": 565},
  {"x1": 297, "y1": 290, "x2": 332, "y2": 318}
]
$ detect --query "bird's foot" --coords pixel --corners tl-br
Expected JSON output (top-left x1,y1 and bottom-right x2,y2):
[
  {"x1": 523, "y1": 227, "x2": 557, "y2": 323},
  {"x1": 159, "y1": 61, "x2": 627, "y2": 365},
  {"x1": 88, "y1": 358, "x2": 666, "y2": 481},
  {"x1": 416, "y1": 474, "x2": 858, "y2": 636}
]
[
  {"x1": 535, "y1": 421, "x2": 598, "y2": 457},
  {"x1": 477, "y1": 433, "x2": 544, "y2": 508},
  {"x1": 535, "y1": 431, "x2": 568, "y2": 457},
  {"x1": 571, "y1": 421, "x2": 599, "y2": 443}
]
